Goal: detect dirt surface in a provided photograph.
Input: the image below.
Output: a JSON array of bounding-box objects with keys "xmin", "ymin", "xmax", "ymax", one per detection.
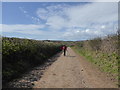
[
  {"xmin": 4, "ymin": 52, "xmax": 62, "ymax": 88},
  {"xmin": 34, "ymin": 47, "xmax": 118, "ymax": 88}
]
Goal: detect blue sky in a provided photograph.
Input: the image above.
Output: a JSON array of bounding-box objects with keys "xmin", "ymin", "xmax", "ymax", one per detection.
[
  {"xmin": 2, "ymin": 2, "xmax": 118, "ymax": 41},
  {"xmin": 2, "ymin": 2, "xmax": 88, "ymax": 24}
]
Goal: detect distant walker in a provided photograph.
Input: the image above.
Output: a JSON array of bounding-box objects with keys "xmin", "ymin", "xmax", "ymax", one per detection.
[{"xmin": 62, "ymin": 45, "xmax": 67, "ymax": 56}]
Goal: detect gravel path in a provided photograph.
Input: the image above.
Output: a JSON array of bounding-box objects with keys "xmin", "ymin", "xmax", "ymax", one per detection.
[
  {"xmin": 5, "ymin": 47, "xmax": 117, "ymax": 88},
  {"xmin": 5, "ymin": 52, "xmax": 62, "ymax": 88},
  {"xmin": 34, "ymin": 47, "xmax": 117, "ymax": 88}
]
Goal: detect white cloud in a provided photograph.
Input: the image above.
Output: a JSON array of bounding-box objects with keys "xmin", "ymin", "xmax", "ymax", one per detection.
[
  {"xmin": 19, "ymin": 7, "xmax": 41, "ymax": 24},
  {"xmin": 2, "ymin": 0, "xmax": 119, "ymax": 2},
  {"xmin": 62, "ymin": 28, "xmax": 106, "ymax": 40},
  {"xmin": 68, "ymin": 3, "xmax": 117, "ymax": 40},
  {"xmin": 2, "ymin": 24, "xmax": 65, "ymax": 40},
  {"xmin": 46, "ymin": 16, "xmax": 66, "ymax": 30},
  {"xmin": 36, "ymin": 3, "xmax": 117, "ymax": 28},
  {"xmin": 4, "ymin": 2, "xmax": 118, "ymax": 41},
  {"xmin": 36, "ymin": 8, "xmax": 48, "ymax": 20},
  {"xmin": 19, "ymin": 7, "xmax": 28, "ymax": 14},
  {"xmin": 36, "ymin": 4, "xmax": 68, "ymax": 21},
  {"xmin": 65, "ymin": 2, "xmax": 117, "ymax": 27},
  {"xmin": 2, "ymin": 24, "xmax": 45, "ymax": 35},
  {"xmin": 0, "ymin": 24, "xmax": 2, "ymax": 35},
  {"xmin": 101, "ymin": 25, "xmax": 106, "ymax": 29}
]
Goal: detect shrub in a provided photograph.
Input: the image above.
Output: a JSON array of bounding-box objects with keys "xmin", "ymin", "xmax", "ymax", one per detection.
[{"xmin": 2, "ymin": 37, "xmax": 61, "ymax": 84}]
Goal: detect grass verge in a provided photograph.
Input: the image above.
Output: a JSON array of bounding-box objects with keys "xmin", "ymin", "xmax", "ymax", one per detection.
[{"xmin": 71, "ymin": 46, "xmax": 118, "ymax": 85}]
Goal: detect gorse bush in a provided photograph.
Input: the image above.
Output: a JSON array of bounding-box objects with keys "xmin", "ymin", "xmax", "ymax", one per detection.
[{"xmin": 2, "ymin": 37, "xmax": 61, "ymax": 84}]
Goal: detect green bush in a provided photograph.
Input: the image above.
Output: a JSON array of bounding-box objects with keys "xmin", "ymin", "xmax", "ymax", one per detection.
[{"xmin": 2, "ymin": 37, "xmax": 61, "ymax": 84}]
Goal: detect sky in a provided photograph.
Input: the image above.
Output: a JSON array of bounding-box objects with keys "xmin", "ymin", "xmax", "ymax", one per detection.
[{"xmin": 1, "ymin": 2, "xmax": 118, "ymax": 41}]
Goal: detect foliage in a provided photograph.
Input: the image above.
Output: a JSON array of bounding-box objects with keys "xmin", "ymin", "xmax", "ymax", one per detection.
[
  {"xmin": 72, "ymin": 35, "xmax": 119, "ymax": 85},
  {"xmin": 88, "ymin": 37, "xmax": 102, "ymax": 51},
  {"xmin": 2, "ymin": 37, "xmax": 61, "ymax": 84}
]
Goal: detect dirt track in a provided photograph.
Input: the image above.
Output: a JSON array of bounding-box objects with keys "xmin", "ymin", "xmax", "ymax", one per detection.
[{"xmin": 34, "ymin": 47, "xmax": 117, "ymax": 88}]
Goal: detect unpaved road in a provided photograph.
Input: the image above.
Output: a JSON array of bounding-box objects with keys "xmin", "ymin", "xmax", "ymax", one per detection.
[{"xmin": 34, "ymin": 47, "xmax": 117, "ymax": 88}]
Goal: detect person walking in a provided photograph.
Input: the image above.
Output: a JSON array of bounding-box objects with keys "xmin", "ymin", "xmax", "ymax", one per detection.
[{"xmin": 62, "ymin": 45, "xmax": 67, "ymax": 56}]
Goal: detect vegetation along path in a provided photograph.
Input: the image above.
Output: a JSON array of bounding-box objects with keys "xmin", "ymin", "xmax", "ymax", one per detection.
[{"xmin": 34, "ymin": 47, "xmax": 117, "ymax": 88}]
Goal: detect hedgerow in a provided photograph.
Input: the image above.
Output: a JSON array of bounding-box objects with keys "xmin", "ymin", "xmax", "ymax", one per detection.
[{"xmin": 2, "ymin": 37, "xmax": 61, "ymax": 84}]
